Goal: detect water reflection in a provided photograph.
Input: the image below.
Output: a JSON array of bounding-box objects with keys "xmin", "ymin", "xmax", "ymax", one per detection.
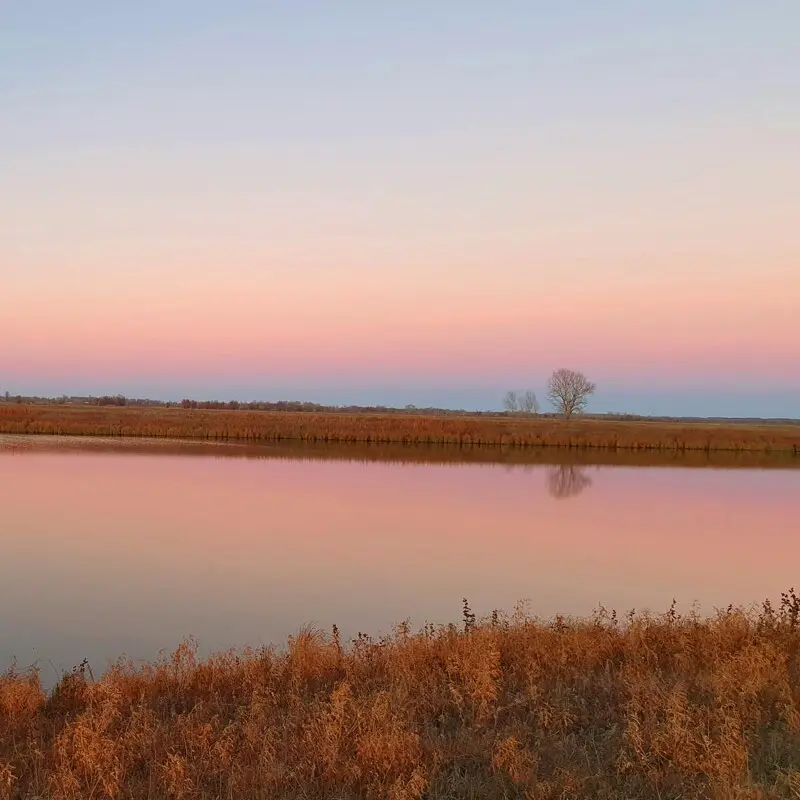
[
  {"xmin": 546, "ymin": 465, "xmax": 593, "ymax": 499},
  {"xmin": 0, "ymin": 437, "xmax": 799, "ymax": 680},
  {"xmin": 2, "ymin": 433, "xmax": 798, "ymax": 471}
]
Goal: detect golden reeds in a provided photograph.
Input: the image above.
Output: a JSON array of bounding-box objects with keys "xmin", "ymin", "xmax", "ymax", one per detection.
[
  {"xmin": 1, "ymin": 404, "xmax": 799, "ymax": 453},
  {"xmin": 3, "ymin": 595, "xmax": 800, "ymax": 798}
]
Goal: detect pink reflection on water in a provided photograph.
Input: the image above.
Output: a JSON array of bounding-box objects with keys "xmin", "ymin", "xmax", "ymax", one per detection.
[{"xmin": 0, "ymin": 446, "xmax": 798, "ymax": 677}]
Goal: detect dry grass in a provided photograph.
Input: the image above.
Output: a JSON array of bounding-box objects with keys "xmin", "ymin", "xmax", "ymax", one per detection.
[
  {"xmin": 4, "ymin": 595, "xmax": 800, "ymax": 799},
  {"xmin": 2, "ymin": 404, "xmax": 799, "ymax": 453}
]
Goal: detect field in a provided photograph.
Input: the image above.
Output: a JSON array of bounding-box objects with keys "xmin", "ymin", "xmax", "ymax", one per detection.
[
  {"xmin": 3, "ymin": 596, "xmax": 800, "ymax": 799},
  {"xmin": 1, "ymin": 403, "xmax": 799, "ymax": 453}
]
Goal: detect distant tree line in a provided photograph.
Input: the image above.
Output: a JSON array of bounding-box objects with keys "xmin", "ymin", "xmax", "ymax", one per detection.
[
  {"xmin": 179, "ymin": 399, "xmax": 331, "ymax": 411},
  {"xmin": 2, "ymin": 393, "xmax": 501, "ymax": 415},
  {"xmin": 8, "ymin": 377, "xmax": 795, "ymax": 424},
  {"xmin": 97, "ymin": 394, "xmax": 130, "ymax": 406},
  {"xmin": 177, "ymin": 399, "xmax": 509, "ymax": 415}
]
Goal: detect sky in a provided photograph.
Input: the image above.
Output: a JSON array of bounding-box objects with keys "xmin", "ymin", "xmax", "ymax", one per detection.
[{"xmin": 2, "ymin": 1, "xmax": 798, "ymax": 416}]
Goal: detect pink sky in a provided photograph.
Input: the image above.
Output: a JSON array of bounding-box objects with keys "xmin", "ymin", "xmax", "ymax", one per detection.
[
  {"xmin": 5, "ymin": 261, "xmax": 798, "ymax": 394},
  {"xmin": 2, "ymin": 3, "xmax": 799, "ymax": 415}
]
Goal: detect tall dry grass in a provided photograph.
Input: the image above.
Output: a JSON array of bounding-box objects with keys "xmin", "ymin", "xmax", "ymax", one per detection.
[
  {"xmin": 4, "ymin": 595, "xmax": 800, "ymax": 798},
  {"xmin": 2, "ymin": 404, "xmax": 799, "ymax": 453}
]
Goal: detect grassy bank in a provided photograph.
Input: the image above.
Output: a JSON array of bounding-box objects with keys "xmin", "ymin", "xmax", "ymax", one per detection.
[
  {"xmin": 3, "ymin": 597, "xmax": 800, "ymax": 799},
  {"xmin": 2, "ymin": 404, "xmax": 799, "ymax": 452}
]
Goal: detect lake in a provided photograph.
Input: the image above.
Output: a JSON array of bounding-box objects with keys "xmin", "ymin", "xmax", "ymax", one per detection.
[{"xmin": 1, "ymin": 435, "xmax": 798, "ymax": 680}]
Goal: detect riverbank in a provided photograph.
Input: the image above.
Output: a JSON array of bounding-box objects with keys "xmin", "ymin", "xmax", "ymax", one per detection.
[
  {"xmin": 1, "ymin": 404, "xmax": 799, "ymax": 452},
  {"xmin": 3, "ymin": 432, "xmax": 800, "ymax": 469},
  {"xmin": 3, "ymin": 597, "xmax": 800, "ymax": 799}
]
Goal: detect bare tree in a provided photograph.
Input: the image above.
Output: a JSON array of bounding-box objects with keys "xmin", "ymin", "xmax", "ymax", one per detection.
[
  {"xmin": 519, "ymin": 390, "xmax": 540, "ymax": 415},
  {"xmin": 503, "ymin": 390, "xmax": 519, "ymax": 413},
  {"xmin": 546, "ymin": 369, "xmax": 596, "ymax": 419}
]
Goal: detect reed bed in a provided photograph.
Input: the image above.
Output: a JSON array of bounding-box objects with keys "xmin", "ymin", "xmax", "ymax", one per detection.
[
  {"xmin": 2, "ymin": 404, "xmax": 799, "ymax": 453},
  {"xmin": 4, "ymin": 595, "xmax": 800, "ymax": 799}
]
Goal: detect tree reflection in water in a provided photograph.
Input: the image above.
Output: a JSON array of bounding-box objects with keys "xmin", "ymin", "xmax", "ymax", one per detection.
[{"xmin": 546, "ymin": 465, "xmax": 593, "ymax": 499}]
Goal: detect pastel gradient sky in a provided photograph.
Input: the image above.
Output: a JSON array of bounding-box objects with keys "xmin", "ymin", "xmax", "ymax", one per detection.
[{"xmin": 2, "ymin": 2, "xmax": 799, "ymax": 415}]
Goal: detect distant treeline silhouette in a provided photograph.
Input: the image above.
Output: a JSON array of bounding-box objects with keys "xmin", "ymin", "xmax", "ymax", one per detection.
[{"xmin": 2, "ymin": 393, "xmax": 797, "ymax": 425}]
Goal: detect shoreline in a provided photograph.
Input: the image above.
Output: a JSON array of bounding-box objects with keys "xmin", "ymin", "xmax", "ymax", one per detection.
[
  {"xmin": 2, "ymin": 431, "xmax": 800, "ymax": 469},
  {"xmin": 3, "ymin": 597, "xmax": 800, "ymax": 798}
]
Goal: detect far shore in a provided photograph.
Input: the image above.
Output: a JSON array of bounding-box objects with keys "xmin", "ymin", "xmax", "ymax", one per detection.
[
  {"xmin": 2, "ymin": 431, "xmax": 800, "ymax": 469},
  {"xmin": 1, "ymin": 402, "xmax": 799, "ymax": 453}
]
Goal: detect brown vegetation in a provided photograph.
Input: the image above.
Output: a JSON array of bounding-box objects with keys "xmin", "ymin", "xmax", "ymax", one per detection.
[
  {"xmin": 4, "ymin": 595, "xmax": 800, "ymax": 798},
  {"xmin": 1, "ymin": 403, "xmax": 799, "ymax": 453}
]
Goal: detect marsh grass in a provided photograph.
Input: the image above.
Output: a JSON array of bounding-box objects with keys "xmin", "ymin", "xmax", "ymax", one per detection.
[
  {"xmin": 4, "ymin": 594, "xmax": 800, "ymax": 798},
  {"xmin": 2, "ymin": 404, "xmax": 799, "ymax": 453}
]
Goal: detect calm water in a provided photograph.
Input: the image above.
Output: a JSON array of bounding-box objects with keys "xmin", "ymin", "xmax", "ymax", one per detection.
[{"xmin": 1, "ymin": 435, "xmax": 798, "ymax": 678}]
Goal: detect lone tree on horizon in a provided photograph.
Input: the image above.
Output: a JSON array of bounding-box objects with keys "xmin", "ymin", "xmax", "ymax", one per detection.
[{"xmin": 547, "ymin": 368, "xmax": 596, "ymax": 419}]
